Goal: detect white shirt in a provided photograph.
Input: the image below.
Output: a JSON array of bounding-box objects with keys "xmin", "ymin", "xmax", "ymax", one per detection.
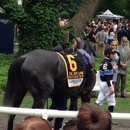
[{"xmin": 108, "ymin": 32, "xmax": 115, "ymax": 39}]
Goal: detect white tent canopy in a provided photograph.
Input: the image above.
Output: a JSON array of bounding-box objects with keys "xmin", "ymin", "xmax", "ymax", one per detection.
[{"xmin": 96, "ymin": 9, "xmax": 123, "ymax": 19}]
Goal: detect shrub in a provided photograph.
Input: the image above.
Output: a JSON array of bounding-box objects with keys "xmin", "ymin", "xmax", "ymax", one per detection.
[{"xmin": 0, "ymin": 53, "xmax": 16, "ymax": 93}]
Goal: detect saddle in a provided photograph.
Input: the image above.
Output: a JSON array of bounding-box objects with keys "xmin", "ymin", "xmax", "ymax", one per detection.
[{"xmin": 57, "ymin": 50, "xmax": 91, "ymax": 88}]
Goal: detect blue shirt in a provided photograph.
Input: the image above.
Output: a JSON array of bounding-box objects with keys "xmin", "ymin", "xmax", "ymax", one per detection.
[
  {"xmin": 78, "ymin": 49, "xmax": 92, "ymax": 64},
  {"xmin": 121, "ymin": 46, "xmax": 125, "ymax": 57}
]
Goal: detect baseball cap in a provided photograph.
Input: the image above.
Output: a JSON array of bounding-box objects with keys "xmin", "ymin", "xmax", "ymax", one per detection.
[{"xmin": 53, "ymin": 45, "xmax": 63, "ymax": 52}]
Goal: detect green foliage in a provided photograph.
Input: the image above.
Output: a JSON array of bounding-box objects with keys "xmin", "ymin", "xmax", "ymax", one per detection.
[
  {"xmin": 62, "ymin": 24, "xmax": 76, "ymax": 48},
  {"xmin": 96, "ymin": 0, "xmax": 130, "ymax": 19},
  {"xmin": 0, "ymin": 96, "xmax": 130, "ymax": 113},
  {"xmin": 0, "ymin": 54, "xmax": 16, "ymax": 93},
  {"xmin": 95, "ymin": 56, "xmax": 104, "ymax": 70},
  {"xmin": 57, "ymin": 0, "xmax": 83, "ymax": 19},
  {"xmin": 3, "ymin": 0, "xmax": 67, "ymax": 55},
  {"xmin": 2, "ymin": 0, "xmax": 85, "ymax": 55}
]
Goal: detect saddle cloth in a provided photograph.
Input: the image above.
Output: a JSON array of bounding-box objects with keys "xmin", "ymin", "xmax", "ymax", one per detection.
[{"xmin": 57, "ymin": 52, "xmax": 84, "ymax": 88}]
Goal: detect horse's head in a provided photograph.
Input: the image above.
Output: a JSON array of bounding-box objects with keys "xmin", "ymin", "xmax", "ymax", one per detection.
[{"xmin": 75, "ymin": 37, "xmax": 97, "ymax": 66}]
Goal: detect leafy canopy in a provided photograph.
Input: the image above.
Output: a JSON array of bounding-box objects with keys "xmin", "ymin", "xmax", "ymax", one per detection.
[{"xmin": 3, "ymin": 0, "xmax": 82, "ymax": 54}]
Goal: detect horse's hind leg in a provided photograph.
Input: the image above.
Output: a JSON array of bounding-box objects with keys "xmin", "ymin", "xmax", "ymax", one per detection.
[
  {"xmin": 32, "ymin": 94, "xmax": 49, "ymax": 109},
  {"xmin": 69, "ymin": 96, "xmax": 78, "ymax": 111},
  {"xmin": 30, "ymin": 79, "xmax": 54, "ymax": 109}
]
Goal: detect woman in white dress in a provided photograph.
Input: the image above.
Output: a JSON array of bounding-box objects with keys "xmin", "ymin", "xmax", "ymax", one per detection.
[{"xmin": 107, "ymin": 28, "xmax": 115, "ymax": 46}]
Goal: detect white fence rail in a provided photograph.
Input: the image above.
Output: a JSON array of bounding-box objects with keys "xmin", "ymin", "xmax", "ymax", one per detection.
[
  {"xmin": 92, "ymin": 71, "xmax": 100, "ymax": 91},
  {"xmin": 0, "ymin": 106, "xmax": 130, "ymax": 120}
]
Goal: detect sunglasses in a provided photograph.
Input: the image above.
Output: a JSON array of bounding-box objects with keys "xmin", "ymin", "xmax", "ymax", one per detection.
[{"xmin": 112, "ymin": 45, "xmax": 117, "ymax": 46}]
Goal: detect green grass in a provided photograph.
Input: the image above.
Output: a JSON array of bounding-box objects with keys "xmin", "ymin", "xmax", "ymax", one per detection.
[
  {"xmin": 1, "ymin": 96, "xmax": 130, "ymax": 113},
  {"xmin": 0, "ymin": 53, "xmax": 17, "ymax": 93},
  {"xmin": 0, "ymin": 53, "xmax": 130, "ymax": 93}
]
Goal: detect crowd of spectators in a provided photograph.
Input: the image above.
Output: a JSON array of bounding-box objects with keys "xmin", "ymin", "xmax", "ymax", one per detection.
[{"xmin": 84, "ymin": 20, "xmax": 130, "ymax": 57}]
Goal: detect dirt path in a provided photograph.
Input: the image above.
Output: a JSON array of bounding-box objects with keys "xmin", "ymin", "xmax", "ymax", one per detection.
[{"xmin": 0, "ymin": 113, "xmax": 130, "ymax": 130}]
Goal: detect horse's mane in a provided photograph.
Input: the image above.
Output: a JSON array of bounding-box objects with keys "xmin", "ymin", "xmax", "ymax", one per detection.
[{"xmin": 78, "ymin": 39, "xmax": 96, "ymax": 57}]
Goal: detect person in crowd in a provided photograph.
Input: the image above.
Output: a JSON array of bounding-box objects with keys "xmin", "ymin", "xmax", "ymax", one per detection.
[
  {"xmin": 94, "ymin": 26, "xmax": 108, "ymax": 57},
  {"xmin": 107, "ymin": 28, "xmax": 115, "ymax": 47},
  {"xmin": 115, "ymin": 37, "xmax": 130, "ymax": 98},
  {"xmin": 110, "ymin": 41, "xmax": 120, "ymax": 89},
  {"xmin": 63, "ymin": 103, "xmax": 112, "ymax": 130},
  {"xmin": 65, "ymin": 38, "xmax": 93, "ymax": 65},
  {"xmin": 14, "ymin": 116, "xmax": 52, "ymax": 130},
  {"xmin": 117, "ymin": 25, "xmax": 130, "ymax": 46},
  {"xmin": 116, "ymin": 22, "xmax": 122, "ymax": 34},
  {"xmin": 113, "ymin": 21, "xmax": 117, "ymax": 33},
  {"xmin": 71, "ymin": 38, "xmax": 94, "ymax": 70},
  {"xmin": 59, "ymin": 18, "xmax": 65, "ymax": 26},
  {"xmin": 95, "ymin": 47, "xmax": 118, "ymax": 125},
  {"xmin": 85, "ymin": 27, "xmax": 92, "ymax": 40},
  {"xmin": 104, "ymin": 27, "xmax": 109, "ymax": 49},
  {"xmin": 126, "ymin": 24, "xmax": 130, "ymax": 47},
  {"xmin": 88, "ymin": 26, "xmax": 98, "ymax": 52}
]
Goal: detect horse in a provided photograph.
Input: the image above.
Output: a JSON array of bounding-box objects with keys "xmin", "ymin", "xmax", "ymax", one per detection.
[{"xmin": 3, "ymin": 39, "xmax": 96, "ymax": 130}]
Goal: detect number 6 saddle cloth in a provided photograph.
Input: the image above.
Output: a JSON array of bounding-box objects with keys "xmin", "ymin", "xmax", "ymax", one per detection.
[{"xmin": 57, "ymin": 52, "xmax": 85, "ymax": 88}]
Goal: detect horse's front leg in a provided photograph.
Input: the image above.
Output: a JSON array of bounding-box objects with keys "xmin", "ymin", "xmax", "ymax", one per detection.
[{"xmin": 69, "ymin": 96, "xmax": 78, "ymax": 111}]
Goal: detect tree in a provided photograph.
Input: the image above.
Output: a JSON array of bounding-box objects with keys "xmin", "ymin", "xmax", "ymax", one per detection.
[
  {"xmin": 1, "ymin": 0, "xmax": 101, "ymax": 54},
  {"xmin": 69, "ymin": 0, "xmax": 101, "ymax": 36},
  {"xmin": 96, "ymin": 0, "xmax": 130, "ymax": 19},
  {"xmin": 57, "ymin": 0, "xmax": 83, "ymax": 19}
]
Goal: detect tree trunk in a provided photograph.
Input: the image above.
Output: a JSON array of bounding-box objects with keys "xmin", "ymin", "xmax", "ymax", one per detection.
[{"xmin": 69, "ymin": 0, "xmax": 101, "ymax": 36}]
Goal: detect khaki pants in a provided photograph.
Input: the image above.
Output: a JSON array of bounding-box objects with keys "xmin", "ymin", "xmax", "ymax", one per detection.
[
  {"xmin": 97, "ymin": 43, "xmax": 105, "ymax": 57},
  {"xmin": 91, "ymin": 42, "xmax": 98, "ymax": 52}
]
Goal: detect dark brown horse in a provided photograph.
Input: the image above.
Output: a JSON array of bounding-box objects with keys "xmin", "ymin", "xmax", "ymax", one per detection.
[{"xmin": 3, "ymin": 39, "xmax": 96, "ymax": 130}]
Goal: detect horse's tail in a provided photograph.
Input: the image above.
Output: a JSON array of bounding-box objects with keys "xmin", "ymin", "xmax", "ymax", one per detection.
[{"xmin": 3, "ymin": 55, "xmax": 26, "ymax": 107}]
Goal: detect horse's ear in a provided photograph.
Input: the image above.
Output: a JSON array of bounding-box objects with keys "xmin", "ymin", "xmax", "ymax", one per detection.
[{"xmin": 75, "ymin": 37, "xmax": 80, "ymax": 49}]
